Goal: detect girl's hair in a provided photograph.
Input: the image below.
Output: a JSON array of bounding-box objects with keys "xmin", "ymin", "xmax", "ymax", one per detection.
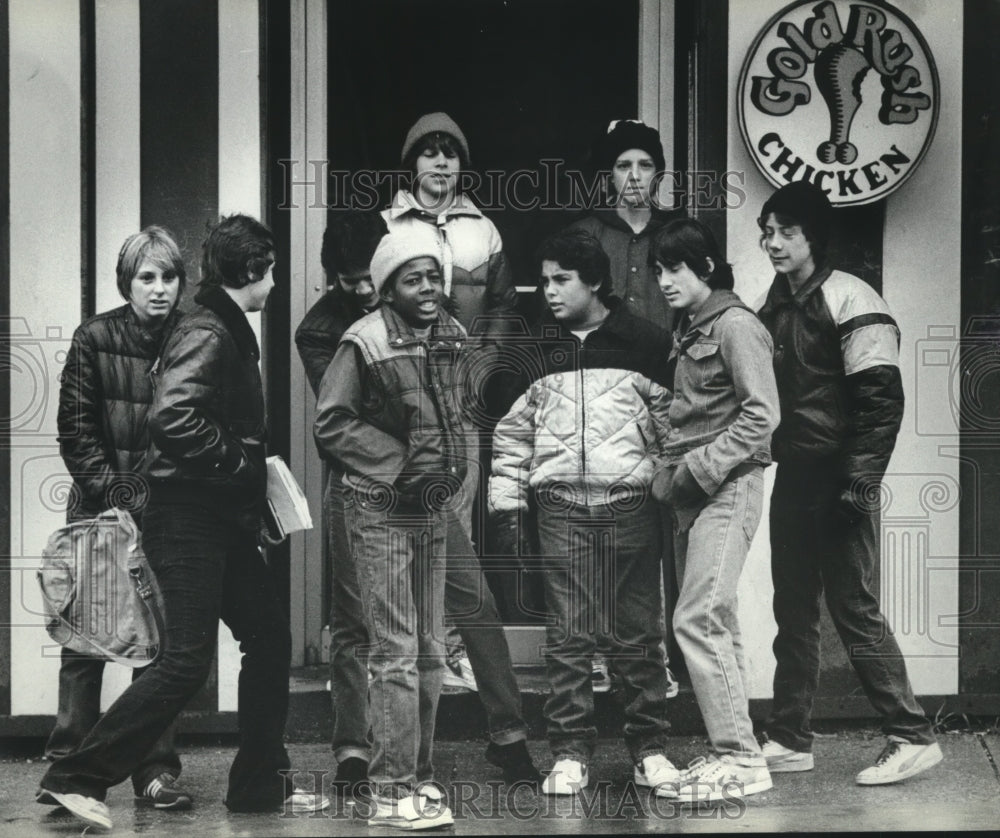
[
  {"xmin": 652, "ymin": 218, "xmax": 735, "ymax": 290},
  {"xmin": 115, "ymin": 226, "xmax": 187, "ymax": 300}
]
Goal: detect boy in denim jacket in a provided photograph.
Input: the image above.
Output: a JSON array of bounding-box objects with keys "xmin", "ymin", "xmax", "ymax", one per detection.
[{"xmin": 651, "ymin": 219, "xmax": 780, "ymax": 802}]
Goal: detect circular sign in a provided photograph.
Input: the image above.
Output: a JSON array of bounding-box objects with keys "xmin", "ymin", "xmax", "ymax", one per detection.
[{"xmin": 737, "ymin": 0, "xmax": 939, "ymax": 206}]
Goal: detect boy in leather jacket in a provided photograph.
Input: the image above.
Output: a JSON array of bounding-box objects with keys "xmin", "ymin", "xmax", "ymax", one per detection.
[
  {"xmin": 39, "ymin": 215, "xmax": 328, "ymax": 830},
  {"xmin": 756, "ymin": 181, "xmax": 942, "ymax": 785}
]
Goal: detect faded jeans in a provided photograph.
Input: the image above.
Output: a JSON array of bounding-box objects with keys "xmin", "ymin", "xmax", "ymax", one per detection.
[
  {"xmin": 765, "ymin": 460, "xmax": 936, "ymax": 752},
  {"xmin": 672, "ymin": 466, "xmax": 765, "ymax": 765},
  {"xmin": 536, "ymin": 494, "xmax": 670, "ymax": 763},
  {"xmin": 328, "ymin": 474, "xmax": 528, "ymax": 766},
  {"xmin": 325, "ymin": 474, "xmax": 372, "ymax": 763},
  {"xmin": 344, "ymin": 490, "xmax": 448, "ymax": 797}
]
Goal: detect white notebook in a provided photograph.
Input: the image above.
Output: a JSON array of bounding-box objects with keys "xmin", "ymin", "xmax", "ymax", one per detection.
[{"xmin": 265, "ymin": 455, "xmax": 313, "ymax": 539}]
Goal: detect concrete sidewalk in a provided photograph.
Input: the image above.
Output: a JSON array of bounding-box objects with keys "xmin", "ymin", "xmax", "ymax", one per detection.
[{"xmin": 2, "ymin": 729, "xmax": 998, "ymax": 836}]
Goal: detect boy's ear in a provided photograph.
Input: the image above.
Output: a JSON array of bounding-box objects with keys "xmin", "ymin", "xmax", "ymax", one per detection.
[{"xmin": 703, "ymin": 257, "xmax": 715, "ymax": 279}]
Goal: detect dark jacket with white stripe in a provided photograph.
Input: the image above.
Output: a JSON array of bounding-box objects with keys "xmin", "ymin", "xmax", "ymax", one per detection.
[{"xmin": 757, "ymin": 266, "xmax": 903, "ymax": 492}]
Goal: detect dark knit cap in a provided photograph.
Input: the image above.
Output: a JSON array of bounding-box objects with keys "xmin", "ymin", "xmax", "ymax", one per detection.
[
  {"xmin": 595, "ymin": 119, "xmax": 666, "ymax": 173},
  {"xmin": 759, "ymin": 181, "xmax": 833, "ymax": 240},
  {"xmin": 400, "ymin": 112, "xmax": 470, "ymax": 165}
]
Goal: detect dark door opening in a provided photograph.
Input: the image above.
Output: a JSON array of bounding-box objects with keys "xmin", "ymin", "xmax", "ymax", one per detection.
[{"xmin": 326, "ymin": 0, "xmax": 640, "ymax": 624}]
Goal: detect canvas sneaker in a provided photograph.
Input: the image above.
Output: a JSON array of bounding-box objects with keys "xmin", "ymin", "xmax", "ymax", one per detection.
[
  {"xmin": 46, "ymin": 791, "xmax": 112, "ymax": 831},
  {"xmin": 634, "ymin": 753, "xmax": 680, "ymax": 798},
  {"xmin": 541, "ymin": 757, "xmax": 589, "ymax": 795},
  {"xmin": 137, "ymin": 773, "xmax": 192, "ymax": 810},
  {"xmin": 591, "ymin": 657, "xmax": 612, "ymax": 693},
  {"xmin": 677, "ymin": 755, "xmax": 773, "ymax": 803},
  {"xmin": 855, "ymin": 738, "xmax": 943, "ymax": 785},
  {"xmin": 368, "ymin": 789, "xmax": 453, "ymax": 830},
  {"xmin": 761, "ymin": 738, "xmax": 815, "ymax": 772},
  {"xmin": 442, "ymin": 655, "xmax": 478, "ymax": 692},
  {"xmin": 286, "ymin": 788, "xmax": 331, "ymax": 813}
]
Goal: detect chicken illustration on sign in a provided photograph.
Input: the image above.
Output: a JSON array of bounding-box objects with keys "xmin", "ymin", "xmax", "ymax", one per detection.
[{"xmin": 738, "ymin": 0, "xmax": 939, "ymax": 205}]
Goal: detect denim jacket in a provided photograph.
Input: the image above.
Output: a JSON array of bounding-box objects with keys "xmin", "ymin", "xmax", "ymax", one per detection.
[{"xmin": 661, "ymin": 289, "xmax": 780, "ymax": 495}]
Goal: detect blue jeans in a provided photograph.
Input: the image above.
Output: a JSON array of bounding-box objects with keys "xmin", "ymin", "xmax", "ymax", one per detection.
[
  {"xmin": 766, "ymin": 461, "xmax": 936, "ymax": 752},
  {"xmin": 345, "ymin": 491, "xmax": 448, "ymax": 798},
  {"xmin": 536, "ymin": 495, "xmax": 670, "ymax": 763},
  {"xmin": 673, "ymin": 466, "xmax": 765, "ymax": 765},
  {"xmin": 328, "ymin": 473, "xmax": 528, "ymax": 765},
  {"xmin": 325, "ymin": 475, "xmax": 372, "ymax": 764},
  {"xmin": 40, "ymin": 501, "xmax": 293, "ymax": 809},
  {"xmin": 45, "ymin": 648, "xmax": 181, "ymax": 793}
]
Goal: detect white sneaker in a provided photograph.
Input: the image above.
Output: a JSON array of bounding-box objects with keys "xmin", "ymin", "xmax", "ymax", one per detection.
[
  {"xmin": 368, "ymin": 793, "xmax": 454, "ymax": 829},
  {"xmin": 591, "ymin": 657, "xmax": 611, "ymax": 693},
  {"xmin": 677, "ymin": 755, "xmax": 772, "ymax": 803},
  {"xmin": 761, "ymin": 738, "xmax": 814, "ymax": 772},
  {"xmin": 47, "ymin": 792, "xmax": 112, "ymax": 831},
  {"xmin": 634, "ymin": 753, "xmax": 680, "ymax": 798},
  {"xmin": 664, "ymin": 666, "xmax": 679, "ymax": 699},
  {"xmin": 442, "ymin": 655, "xmax": 478, "ymax": 692},
  {"xmin": 855, "ymin": 738, "xmax": 943, "ymax": 785},
  {"xmin": 541, "ymin": 757, "xmax": 589, "ymax": 795},
  {"xmin": 286, "ymin": 789, "xmax": 331, "ymax": 813}
]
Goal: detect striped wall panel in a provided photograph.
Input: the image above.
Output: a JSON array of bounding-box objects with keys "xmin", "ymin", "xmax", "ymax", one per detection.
[
  {"xmin": 1, "ymin": 0, "xmax": 11, "ymax": 718},
  {"xmin": 4, "ymin": 0, "xmax": 261, "ymax": 722}
]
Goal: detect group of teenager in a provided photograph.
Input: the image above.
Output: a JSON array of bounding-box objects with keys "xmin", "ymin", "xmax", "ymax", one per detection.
[{"xmin": 36, "ymin": 112, "xmax": 942, "ymax": 832}]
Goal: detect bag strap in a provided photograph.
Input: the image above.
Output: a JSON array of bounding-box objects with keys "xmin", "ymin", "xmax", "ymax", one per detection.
[{"xmin": 128, "ymin": 563, "xmax": 165, "ymax": 664}]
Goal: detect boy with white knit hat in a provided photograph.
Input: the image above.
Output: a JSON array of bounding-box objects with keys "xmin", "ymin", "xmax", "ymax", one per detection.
[{"xmin": 314, "ymin": 227, "xmax": 469, "ymax": 828}]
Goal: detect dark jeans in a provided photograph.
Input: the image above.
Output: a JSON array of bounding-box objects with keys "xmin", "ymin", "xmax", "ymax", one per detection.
[
  {"xmin": 536, "ymin": 496, "xmax": 670, "ymax": 762},
  {"xmin": 45, "ymin": 648, "xmax": 181, "ymax": 793},
  {"xmin": 765, "ymin": 462, "xmax": 936, "ymax": 752},
  {"xmin": 41, "ymin": 501, "xmax": 293, "ymax": 809},
  {"xmin": 442, "ymin": 509, "xmax": 528, "ymax": 745}
]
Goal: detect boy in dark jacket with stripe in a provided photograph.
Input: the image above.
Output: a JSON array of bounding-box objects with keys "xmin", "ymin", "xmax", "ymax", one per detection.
[{"xmin": 756, "ymin": 181, "xmax": 942, "ymax": 785}]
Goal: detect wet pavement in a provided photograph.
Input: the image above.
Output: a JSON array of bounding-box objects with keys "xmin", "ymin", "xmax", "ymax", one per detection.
[{"xmin": 2, "ymin": 729, "xmax": 998, "ymax": 836}]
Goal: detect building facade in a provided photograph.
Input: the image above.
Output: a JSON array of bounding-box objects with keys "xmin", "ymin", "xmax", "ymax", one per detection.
[{"xmin": 2, "ymin": 0, "xmax": 998, "ymax": 734}]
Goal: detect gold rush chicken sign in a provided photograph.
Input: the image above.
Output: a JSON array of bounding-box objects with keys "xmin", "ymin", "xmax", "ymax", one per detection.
[{"xmin": 738, "ymin": 0, "xmax": 939, "ymax": 205}]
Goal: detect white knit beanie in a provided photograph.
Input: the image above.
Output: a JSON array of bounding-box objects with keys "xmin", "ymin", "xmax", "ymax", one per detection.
[{"xmin": 369, "ymin": 228, "xmax": 442, "ymax": 295}]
